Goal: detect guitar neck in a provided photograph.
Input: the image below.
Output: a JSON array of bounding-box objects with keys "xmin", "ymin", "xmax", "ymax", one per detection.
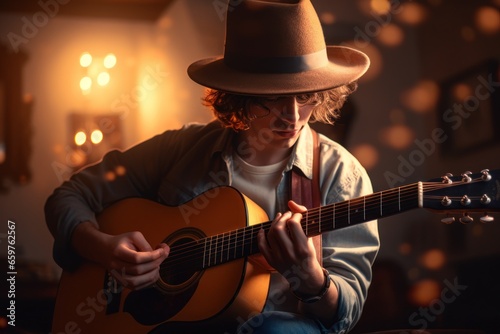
[{"xmin": 177, "ymin": 183, "xmax": 422, "ymax": 271}]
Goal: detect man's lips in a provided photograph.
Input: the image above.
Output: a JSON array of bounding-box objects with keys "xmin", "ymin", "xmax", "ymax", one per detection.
[{"xmin": 273, "ymin": 129, "xmax": 301, "ymax": 138}]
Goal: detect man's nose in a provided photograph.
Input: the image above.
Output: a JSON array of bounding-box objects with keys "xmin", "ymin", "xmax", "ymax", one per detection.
[{"xmin": 276, "ymin": 97, "xmax": 300, "ymax": 123}]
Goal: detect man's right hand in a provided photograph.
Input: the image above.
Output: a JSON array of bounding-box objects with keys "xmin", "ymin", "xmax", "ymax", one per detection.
[{"xmin": 72, "ymin": 221, "xmax": 170, "ymax": 290}]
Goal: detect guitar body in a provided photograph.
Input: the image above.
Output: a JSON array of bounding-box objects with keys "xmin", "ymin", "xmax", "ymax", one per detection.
[{"xmin": 52, "ymin": 186, "xmax": 271, "ymax": 333}]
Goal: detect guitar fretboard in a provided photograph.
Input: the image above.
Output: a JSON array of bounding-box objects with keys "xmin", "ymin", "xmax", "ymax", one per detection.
[{"xmin": 165, "ymin": 182, "xmax": 422, "ymax": 273}]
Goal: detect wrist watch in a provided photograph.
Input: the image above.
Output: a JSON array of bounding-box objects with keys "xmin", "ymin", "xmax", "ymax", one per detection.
[{"xmin": 290, "ymin": 268, "xmax": 332, "ymax": 303}]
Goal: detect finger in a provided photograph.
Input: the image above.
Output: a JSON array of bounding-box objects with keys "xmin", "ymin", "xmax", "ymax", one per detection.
[
  {"xmin": 286, "ymin": 212, "xmax": 308, "ymax": 244},
  {"xmin": 257, "ymin": 228, "xmax": 272, "ymax": 261},
  {"xmin": 267, "ymin": 211, "xmax": 295, "ymax": 255},
  {"xmin": 288, "ymin": 200, "xmax": 308, "ymax": 213},
  {"xmin": 112, "ymin": 265, "xmax": 161, "ymax": 290}
]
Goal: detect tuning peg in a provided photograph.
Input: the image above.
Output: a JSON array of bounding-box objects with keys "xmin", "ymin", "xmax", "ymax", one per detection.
[
  {"xmin": 480, "ymin": 194, "xmax": 491, "ymax": 205},
  {"xmin": 461, "ymin": 171, "xmax": 472, "ymax": 183},
  {"xmin": 480, "ymin": 214, "xmax": 494, "ymax": 223},
  {"xmin": 441, "ymin": 216, "xmax": 455, "ymax": 224},
  {"xmin": 442, "ymin": 173, "xmax": 453, "ymax": 184},
  {"xmin": 460, "ymin": 195, "xmax": 471, "ymax": 206},
  {"xmin": 441, "ymin": 196, "xmax": 452, "ymax": 207},
  {"xmin": 459, "ymin": 213, "xmax": 473, "ymax": 224},
  {"xmin": 481, "ymin": 169, "xmax": 492, "ymax": 181}
]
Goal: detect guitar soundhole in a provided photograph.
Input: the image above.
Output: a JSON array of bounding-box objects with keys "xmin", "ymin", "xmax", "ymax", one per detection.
[{"xmin": 156, "ymin": 228, "xmax": 205, "ymax": 294}]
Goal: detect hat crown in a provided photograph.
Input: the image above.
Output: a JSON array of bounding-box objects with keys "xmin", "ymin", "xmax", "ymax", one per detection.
[{"xmin": 224, "ymin": 0, "xmax": 328, "ymax": 73}]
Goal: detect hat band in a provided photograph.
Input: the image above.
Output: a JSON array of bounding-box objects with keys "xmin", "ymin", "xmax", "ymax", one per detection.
[{"xmin": 224, "ymin": 49, "xmax": 329, "ymax": 74}]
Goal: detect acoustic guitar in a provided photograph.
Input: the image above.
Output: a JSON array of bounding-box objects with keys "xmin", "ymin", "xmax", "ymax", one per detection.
[{"xmin": 52, "ymin": 169, "xmax": 500, "ymax": 333}]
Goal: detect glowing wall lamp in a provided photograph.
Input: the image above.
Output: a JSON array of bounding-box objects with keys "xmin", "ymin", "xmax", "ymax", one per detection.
[{"xmin": 79, "ymin": 52, "xmax": 116, "ymax": 95}]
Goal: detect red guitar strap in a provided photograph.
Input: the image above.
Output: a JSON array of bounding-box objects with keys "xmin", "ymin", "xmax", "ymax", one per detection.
[{"xmin": 290, "ymin": 129, "xmax": 323, "ymax": 266}]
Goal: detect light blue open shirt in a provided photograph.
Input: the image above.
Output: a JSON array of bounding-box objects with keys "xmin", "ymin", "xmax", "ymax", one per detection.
[{"xmin": 45, "ymin": 121, "xmax": 379, "ymax": 333}]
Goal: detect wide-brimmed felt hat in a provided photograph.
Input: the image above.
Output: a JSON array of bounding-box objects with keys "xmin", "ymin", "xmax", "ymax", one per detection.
[{"xmin": 187, "ymin": 0, "xmax": 370, "ymax": 96}]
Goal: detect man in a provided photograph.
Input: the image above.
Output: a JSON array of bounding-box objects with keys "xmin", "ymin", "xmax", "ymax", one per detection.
[{"xmin": 46, "ymin": 0, "xmax": 379, "ymax": 333}]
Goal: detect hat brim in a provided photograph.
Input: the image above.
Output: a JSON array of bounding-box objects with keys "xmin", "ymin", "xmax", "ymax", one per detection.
[{"xmin": 187, "ymin": 46, "xmax": 370, "ymax": 96}]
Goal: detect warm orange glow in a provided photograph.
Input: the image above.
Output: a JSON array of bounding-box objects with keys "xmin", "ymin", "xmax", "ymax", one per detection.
[
  {"xmin": 351, "ymin": 144, "xmax": 379, "ymax": 170},
  {"xmin": 475, "ymin": 6, "xmax": 500, "ymax": 34},
  {"xmin": 401, "ymin": 80, "xmax": 440, "ymax": 114},
  {"xmin": 420, "ymin": 248, "xmax": 446, "ymax": 270},
  {"xmin": 408, "ymin": 279, "xmax": 441, "ymax": 306},
  {"xmin": 319, "ymin": 11, "xmax": 336, "ymax": 25},
  {"xmin": 90, "ymin": 130, "xmax": 103, "ymax": 144},
  {"xmin": 370, "ymin": 0, "xmax": 391, "ymax": 15},
  {"xmin": 80, "ymin": 52, "xmax": 92, "ymax": 68},
  {"xmin": 397, "ymin": 2, "xmax": 427, "ymax": 26},
  {"xmin": 452, "ymin": 83, "xmax": 473, "ymax": 102},
  {"xmin": 115, "ymin": 165, "xmax": 126, "ymax": 176},
  {"xmin": 104, "ymin": 171, "xmax": 116, "ymax": 182},
  {"xmin": 74, "ymin": 131, "xmax": 87, "ymax": 146},
  {"xmin": 68, "ymin": 149, "xmax": 87, "ymax": 167},
  {"xmin": 380, "ymin": 124, "xmax": 415, "ymax": 150},
  {"xmin": 377, "ymin": 24, "xmax": 404, "ymax": 47},
  {"xmin": 103, "ymin": 53, "xmax": 117, "ymax": 69}
]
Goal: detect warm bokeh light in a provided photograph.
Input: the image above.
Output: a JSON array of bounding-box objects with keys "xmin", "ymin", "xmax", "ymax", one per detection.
[
  {"xmin": 80, "ymin": 52, "xmax": 92, "ymax": 68},
  {"xmin": 397, "ymin": 2, "xmax": 427, "ymax": 26},
  {"xmin": 370, "ymin": 0, "xmax": 391, "ymax": 15},
  {"xmin": 74, "ymin": 131, "xmax": 87, "ymax": 146},
  {"xmin": 115, "ymin": 165, "xmax": 127, "ymax": 176},
  {"xmin": 351, "ymin": 144, "xmax": 379, "ymax": 170},
  {"xmin": 104, "ymin": 171, "xmax": 116, "ymax": 182},
  {"xmin": 420, "ymin": 248, "xmax": 446, "ymax": 270},
  {"xmin": 452, "ymin": 83, "xmax": 473, "ymax": 102},
  {"xmin": 475, "ymin": 6, "xmax": 500, "ymax": 34},
  {"xmin": 380, "ymin": 124, "xmax": 415, "ymax": 150},
  {"xmin": 103, "ymin": 53, "xmax": 117, "ymax": 69},
  {"xmin": 97, "ymin": 71, "xmax": 110, "ymax": 86},
  {"xmin": 408, "ymin": 279, "xmax": 441, "ymax": 306},
  {"xmin": 80, "ymin": 76, "xmax": 92, "ymax": 92},
  {"xmin": 401, "ymin": 80, "xmax": 440, "ymax": 113},
  {"xmin": 319, "ymin": 11, "xmax": 335, "ymax": 25},
  {"xmin": 90, "ymin": 129, "xmax": 104, "ymax": 144},
  {"xmin": 377, "ymin": 23, "xmax": 405, "ymax": 47}
]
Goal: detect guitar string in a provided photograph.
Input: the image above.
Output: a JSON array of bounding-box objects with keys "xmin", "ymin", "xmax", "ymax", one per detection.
[
  {"xmin": 159, "ymin": 179, "xmax": 487, "ymax": 275},
  {"xmin": 158, "ymin": 178, "xmax": 486, "ymax": 276}
]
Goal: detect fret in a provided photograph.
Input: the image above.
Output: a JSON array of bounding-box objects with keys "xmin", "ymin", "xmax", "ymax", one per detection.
[
  {"xmin": 318, "ymin": 206, "xmax": 322, "ymax": 233},
  {"xmin": 332, "ymin": 203, "xmax": 335, "ymax": 230},
  {"xmin": 219, "ymin": 233, "xmax": 224, "ymax": 264},
  {"xmin": 347, "ymin": 200, "xmax": 351, "ymax": 226},
  {"xmin": 202, "ymin": 238, "xmax": 207, "ymax": 269},
  {"xmin": 380, "ymin": 192, "xmax": 383, "ymax": 216},
  {"xmin": 207, "ymin": 236, "xmax": 213, "ymax": 267},
  {"xmin": 305, "ymin": 211, "xmax": 309, "ymax": 235},
  {"xmin": 226, "ymin": 231, "xmax": 232, "ymax": 262},
  {"xmin": 363, "ymin": 196, "xmax": 366, "ymax": 221},
  {"xmin": 398, "ymin": 187, "xmax": 401, "ymax": 212}
]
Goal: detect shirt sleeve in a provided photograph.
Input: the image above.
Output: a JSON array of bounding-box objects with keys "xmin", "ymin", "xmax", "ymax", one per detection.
[
  {"xmin": 44, "ymin": 131, "xmax": 176, "ymax": 270},
  {"xmin": 320, "ymin": 149, "xmax": 380, "ymax": 333}
]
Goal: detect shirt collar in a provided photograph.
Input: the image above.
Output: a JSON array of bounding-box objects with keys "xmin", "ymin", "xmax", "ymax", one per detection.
[{"xmin": 288, "ymin": 123, "xmax": 314, "ymax": 179}]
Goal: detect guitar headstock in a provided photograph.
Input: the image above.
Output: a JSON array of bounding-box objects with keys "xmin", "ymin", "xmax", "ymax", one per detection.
[{"xmin": 422, "ymin": 169, "xmax": 500, "ymax": 224}]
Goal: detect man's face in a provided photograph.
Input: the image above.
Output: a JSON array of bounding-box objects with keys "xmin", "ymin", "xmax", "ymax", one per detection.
[{"xmin": 243, "ymin": 95, "xmax": 317, "ymax": 150}]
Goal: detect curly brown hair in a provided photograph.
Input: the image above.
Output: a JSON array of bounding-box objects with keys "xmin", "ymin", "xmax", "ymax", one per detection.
[{"xmin": 202, "ymin": 83, "xmax": 358, "ymax": 131}]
